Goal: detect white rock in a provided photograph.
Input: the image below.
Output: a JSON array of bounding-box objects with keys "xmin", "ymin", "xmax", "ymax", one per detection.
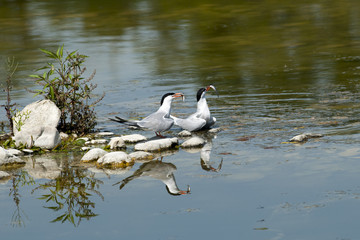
[
  {"xmin": 129, "ymin": 151, "xmax": 154, "ymax": 161},
  {"xmin": 0, "ymin": 171, "xmax": 11, "ymax": 179},
  {"xmin": 178, "ymin": 130, "xmax": 192, "ymax": 137},
  {"xmin": 95, "ymin": 132, "xmax": 114, "ymax": 137},
  {"xmin": 6, "ymin": 148, "xmax": 24, "ymax": 156},
  {"xmin": 22, "ymin": 149, "xmax": 34, "ymax": 154},
  {"xmin": 121, "ymin": 134, "xmax": 147, "ymax": 143},
  {"xmin": 33, "ymin": 126, "xmax": 61, "ymax": 149},
  {"xmin": 108, "ymin": 137, "xmax": 126, "ymax": 149},
  {"xmin": 181, "ymin": 136, "xmax": 205, "ymax": 148},
  {"xmin": 0, "ymin": 147, "xmax": 26, "ymax": 167},
  {"xmin": 289, "ymin": 133, "xmax": 324, "ymax": 142},
  {"xmin": 0, "ymin": 147, "xmax": 7, "ymax": 161},
  {"xmin": 97, "ymin": 152, "xmax": 131, "ymax": 168},
  {"xmin": 13, "ymin": 100, "xmax": 61, "ymax": 149},
  {"xmin": 81, "ymin": 148, "xmax": 108, "ymax": 162},
  {"xmin": 85, "ymin": 139, "xmax": 108, "ymax": 145},
  {"xmin": 81, "ymin": 147, "xmax": 93, "ymax": 151},
  {"xmin": 134, "ymin": 137, "xmax": 178, "ymax": 152},
  {"xmin": 13, "ymin": 100, "xmax": 61, "ymax": 135},
  {"xmin": 60, "ymin": 132, "xmax": 69, "ymax": 140},
  {"xmin": 208, "ymin": 127, "xmax": 222, "ymax": 133}
]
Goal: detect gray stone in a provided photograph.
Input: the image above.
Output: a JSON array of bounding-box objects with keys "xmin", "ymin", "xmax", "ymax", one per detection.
[
  {"xmin": 108, "ymin": 137, "xmax": 126, "ymax": 149},
  {"xmin": 81, "ymin": 148, "xmax": 108, "ymax": 162},
  {"xmin": 134, "ymin": 138, "xmax": 178, "ymax": 152}
]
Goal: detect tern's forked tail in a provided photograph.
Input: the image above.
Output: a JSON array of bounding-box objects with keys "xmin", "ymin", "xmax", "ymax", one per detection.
[{"xmin": 109, "ymin": 116, "xmax": 140, "ymax": 128}]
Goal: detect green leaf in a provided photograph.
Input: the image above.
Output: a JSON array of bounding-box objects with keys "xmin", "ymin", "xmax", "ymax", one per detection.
[
  {"xmin": 29, "ymin": 74, "xmax": 41, "ymax": 79},
  {"xmin": 50, "ymin": 214, "xmax": 66, "ymax": 223},
  {"xmin": 40, "ymin": 48, "xmax": 58, "ymax": 59}
]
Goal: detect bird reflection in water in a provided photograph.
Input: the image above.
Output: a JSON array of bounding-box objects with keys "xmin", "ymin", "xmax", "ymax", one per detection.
[
  {"xmin": 113, "ymin": 159, "xmax": 190, "ymax": 196},
  {"xmin": 200, "ymin": 140, "xmax": 223, "ymax": 172}
]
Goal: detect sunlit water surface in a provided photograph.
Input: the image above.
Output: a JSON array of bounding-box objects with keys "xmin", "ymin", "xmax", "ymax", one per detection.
[{"xmin": 1, "ymin": 1, "xmax": 360, "ymax": 239}]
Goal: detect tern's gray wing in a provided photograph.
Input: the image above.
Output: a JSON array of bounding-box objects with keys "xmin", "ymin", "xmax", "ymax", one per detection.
[
  {"xmin": 172, "ymin": 114, "xmax": 206, "ymax": 132},
  {"xmin": 138, "ymin": 111, "xmax": 174, "ymax": 132}
]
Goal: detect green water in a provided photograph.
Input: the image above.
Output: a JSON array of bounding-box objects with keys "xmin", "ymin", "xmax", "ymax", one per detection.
[{"xmin": 1, "ymin": 0, "xmax": 360, "ymax": 239}]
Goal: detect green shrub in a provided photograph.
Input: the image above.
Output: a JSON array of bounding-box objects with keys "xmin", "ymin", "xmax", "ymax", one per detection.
[{"xmin": 30, "ymin": 45, "xmax": 104, "ymax": 135}]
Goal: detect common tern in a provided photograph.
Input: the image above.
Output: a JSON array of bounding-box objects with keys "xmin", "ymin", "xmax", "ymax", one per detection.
[
  {"xmin": 171, "ymin": 85, "xmax": 218, "ymax": 131},
  {"xmin": 110, "ymin": 92, "xmax": 184, "ymax": 137}
]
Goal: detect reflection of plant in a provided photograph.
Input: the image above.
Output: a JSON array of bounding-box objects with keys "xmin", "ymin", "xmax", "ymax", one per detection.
[
  {"xmin": 29, "ymin": 45, "xmax": 105, "ymax": 135},
  {"xmin": 32, "ymin": 162, "xmax": 104, "ymax": 226},
  {"xmin": 9, "ymin": 170, "xmax": 35, "ymax": 227},
  {"xmin": 1, "ymin": 57, "xmax": 18, "ymax": 135}
]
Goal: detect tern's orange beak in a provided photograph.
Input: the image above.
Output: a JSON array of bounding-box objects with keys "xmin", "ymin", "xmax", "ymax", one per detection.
[
  {"xmin": 173, "ymin": 92, "xmax": 185, "ymax": 102},
  {"xmin": 206, "ymin": 84, "xmax": 219, "ymax": 97}
]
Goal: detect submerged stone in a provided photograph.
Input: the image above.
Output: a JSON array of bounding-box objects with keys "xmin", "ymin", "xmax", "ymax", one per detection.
[
  {"xmin": 134, "ymin": 137, "xmax": 178, "ymax": 152},
  {"xmin": 129, "ymin": 151, "xmax": 154, "ymax": 161}
]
